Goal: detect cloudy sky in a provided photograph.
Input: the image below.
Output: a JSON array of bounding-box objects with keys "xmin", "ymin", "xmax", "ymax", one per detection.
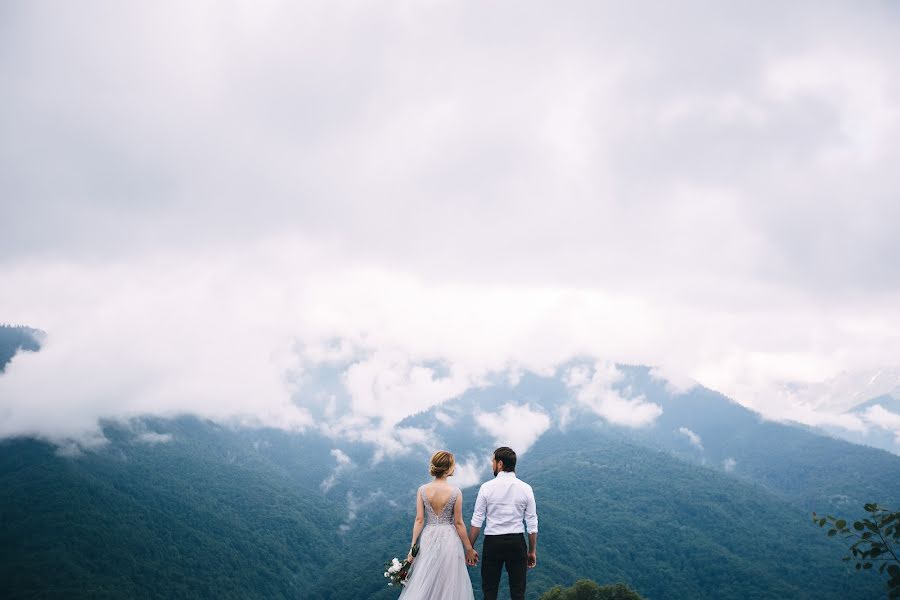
[{"xmin": 2, "ymin": 1, "xmax": 900, "ymax": 447}]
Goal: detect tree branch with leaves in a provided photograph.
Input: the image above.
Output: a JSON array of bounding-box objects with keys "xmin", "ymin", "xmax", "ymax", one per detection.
[{"xmin": 813, "ymin": 503, "xmax": 900, "ymax": 598}]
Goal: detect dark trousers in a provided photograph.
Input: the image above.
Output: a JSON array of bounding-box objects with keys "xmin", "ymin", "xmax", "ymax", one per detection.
[{"xmin": 481, "ymin": 533, "xmax": 527, "ymax": 600}]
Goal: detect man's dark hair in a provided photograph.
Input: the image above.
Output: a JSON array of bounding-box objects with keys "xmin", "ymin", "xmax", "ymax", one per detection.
[{"xmin": 493, "ymin": 447, "xmax": 517, "ymax": 472}]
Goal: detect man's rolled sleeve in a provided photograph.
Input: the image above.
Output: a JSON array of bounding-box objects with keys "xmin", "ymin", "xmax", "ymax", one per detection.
[
  {"xmin": 524, "ymin": 486, "xmax": 538, "ymax": 534},
  {"xmin": 471, "ymin": 484, "xmax": 487, "ymax": 528}
]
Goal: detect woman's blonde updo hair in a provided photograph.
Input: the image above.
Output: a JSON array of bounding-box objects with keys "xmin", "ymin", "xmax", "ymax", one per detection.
[{"xmin": 429, "ymin": 450, "xmax": 455, "ymax": 478}]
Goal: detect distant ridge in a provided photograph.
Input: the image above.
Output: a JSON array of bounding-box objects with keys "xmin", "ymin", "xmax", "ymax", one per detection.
[
  {"xmin": 850, "ymin": 394, "xmax": 900, "ymax": 414},
  {"xmin": 0, "ymin": 324, "xmax": 43, "ymax": 372}
]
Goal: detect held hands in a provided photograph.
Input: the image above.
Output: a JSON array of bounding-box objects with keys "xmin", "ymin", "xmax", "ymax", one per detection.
[
  {"xmin": 407, "ymin": 551, "xmax": 415, "ymax": 564},
  {"xmin": 527, "ymin": 551, "xmax": 537, "ymax": 569},
  {"xmin": 465, "ymin": 547, "xmax": 479, "ymax": 566}
]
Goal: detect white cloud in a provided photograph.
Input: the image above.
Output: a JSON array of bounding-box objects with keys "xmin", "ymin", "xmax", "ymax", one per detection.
[
  {"xmin": 332, "ymin": 448, "xmax": 352, "ymax": 466},
  {"xmin": 557, "ymin": 404, "xmax": 574, "ymax": 431},
  {"xmin": 451, "ymin": 454, "xmax": 489, "ymax": 489},
  {"xmin": 859, "ymin": 405, "xmax": 900, "ymax": 445},
  {"xmin": 135, "ymin": 432, "xmax": 173, "ymax": 445},
  {"xmin": 340, "ymin": 350, "xmax": 470, "ymax": 427},
  {"xmin": 566, "ymin": 362, "xmax": 663, "ymax": 428},
  {"xmin": 434, "ymin": 411, "xmax": 456, "ymax": 427},
  {"xmin": 54, "ymin": 437, "xmax": 104, "ymax": 458},
  {"xmin": 2, "ymin": 2, "xmax": 900, "ymax": 448},
  {"xmin": 338, "ymin": 491, "xmax": 360, "ymax": 534},
  {"xmin": 677, "ymin": 427, "xmax": 704, "ymax": 450},
  {"xmin": 320, "ymin": 448, "xmax": 352, "ymax": 493},
  {"xmin": 723, "ymin": 457, "xmax": 737, "ymax": 473},
  {"xmin": 319, "ymin": 416, "xmax": 441, "ymax": 465},
  {"xmin": 776, "ymin": 368, "xmax": 900, "ymax": 414},
  {"xmin": 338, "ymin": 490, "xmax": 383, "ymax": 533},
  {"xmin": 650, "ymin": 366, "xmax": 698, "ymax": 395},
  {"xmin": 475, "ymin": 404, "xmax": 551, "ymax": 454},
  {"xmin": 563, "ymin": 365, "xmax": 593, "ymax": 388}
]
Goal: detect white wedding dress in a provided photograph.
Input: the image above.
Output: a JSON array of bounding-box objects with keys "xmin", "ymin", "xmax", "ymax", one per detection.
[{"xmin": 398, "ymin": 486, "xmax": 475, "ymax": 600}]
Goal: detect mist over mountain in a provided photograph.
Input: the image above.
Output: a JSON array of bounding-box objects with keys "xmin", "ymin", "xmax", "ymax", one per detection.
[
  {"xmin": 402, "ymin": 362, "xmax": 900, "ymax": 513},
  {"xmin": 781, "ymin": 368, "xmax": 900, "ymax": 414},
  {"xmin": 774, "ymin": 369, "xmax": 900, "ymax": 455},
  {"xmin": 814, "ymin": 394, "xmax": 900, "ymax": 456},
  {"xmin": 3, "ymin": 346, "xmax": 898, "ymax": 599}
]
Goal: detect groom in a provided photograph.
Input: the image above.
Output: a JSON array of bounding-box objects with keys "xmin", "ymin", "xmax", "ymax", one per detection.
[{"xmin": 468, "ymin": 447, "xmax": 538, "ymax": 600}]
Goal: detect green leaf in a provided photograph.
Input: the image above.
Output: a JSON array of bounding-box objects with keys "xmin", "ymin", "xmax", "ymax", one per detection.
[
  {"xmin": 819, "ymin": 518, "xmax": 827, "ymax": 527},
  {"xmin": 835, "ymin": 519, "xmax": 846, "ymax": 529},
  {"xmin": 853, "ymin": 521, "xmax": 864, "ymax": 531},
  {"xmin": 827, "ymin": 529, "xmax": 837, "ymax": 537},
  {"xmin": 888, "ymin": 565, "xmax": 900, "ymax": 578},
  {"xmin": 863, "ymin": 562, "xmax": 872, "ymax": 569}
]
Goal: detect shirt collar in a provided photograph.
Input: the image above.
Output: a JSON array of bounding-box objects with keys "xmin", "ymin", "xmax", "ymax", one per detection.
[{"xmin": 496, "ymin": 471, "xmax": 517, "ymax": 478}]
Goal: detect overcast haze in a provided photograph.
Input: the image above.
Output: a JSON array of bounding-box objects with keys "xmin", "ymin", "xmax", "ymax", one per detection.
[{"xmin": 2, "ymin": 1, "xmax": 900, "ymax": 449}]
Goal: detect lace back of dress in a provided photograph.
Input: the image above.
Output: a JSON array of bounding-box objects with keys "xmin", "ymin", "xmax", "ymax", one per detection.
[{"xmin": 421, "ymin": 487, "xmax": 458, "ymax": 526}]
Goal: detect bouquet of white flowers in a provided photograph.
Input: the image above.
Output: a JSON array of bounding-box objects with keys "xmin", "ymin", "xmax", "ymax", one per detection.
[{"xmin": 383, "ymin": 543, "xmax": 419, "ymax": 588}]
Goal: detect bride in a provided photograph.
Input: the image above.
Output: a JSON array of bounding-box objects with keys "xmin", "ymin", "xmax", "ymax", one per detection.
[{"xmin": 398, "ymin": 450, "xmax": 477, "ymax": 599}]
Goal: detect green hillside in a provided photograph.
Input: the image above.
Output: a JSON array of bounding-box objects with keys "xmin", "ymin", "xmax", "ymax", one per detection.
[
  {"xmin": 1, "ymin": 420, "xmax": 344, "ymax": 599},
  {"xmin": 305, "ymin": 426, "xmax": 888, "ymax": 599},
  {"xmin": 2, "ymin": 417, "xmax": 887, "ymax": 599}
]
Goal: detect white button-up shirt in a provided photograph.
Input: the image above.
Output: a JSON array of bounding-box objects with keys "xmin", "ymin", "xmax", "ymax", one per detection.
[{"xmin": 471, "ymin": 471, "xmax": 538, "ymax": 535}]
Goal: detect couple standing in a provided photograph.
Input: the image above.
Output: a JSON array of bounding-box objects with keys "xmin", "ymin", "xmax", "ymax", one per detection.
[{"xmin": 398, "ymin": 447, "xmax": 539, "ymax": 600}]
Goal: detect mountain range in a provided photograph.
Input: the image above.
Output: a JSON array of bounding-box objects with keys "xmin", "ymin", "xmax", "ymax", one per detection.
[{"xmin": 1, "ymin": 327, "xmax": 898, "ymax": 598}]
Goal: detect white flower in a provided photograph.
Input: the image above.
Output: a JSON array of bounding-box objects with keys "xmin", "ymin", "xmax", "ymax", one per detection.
[{"xmin": 384, "ymin": 572, "xmax": 389, "ymax": 577}]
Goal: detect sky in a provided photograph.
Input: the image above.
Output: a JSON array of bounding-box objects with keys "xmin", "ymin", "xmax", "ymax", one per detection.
[{"xmin": 2, "ymin": 1, "xmax": 900, "ymax": 450}]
